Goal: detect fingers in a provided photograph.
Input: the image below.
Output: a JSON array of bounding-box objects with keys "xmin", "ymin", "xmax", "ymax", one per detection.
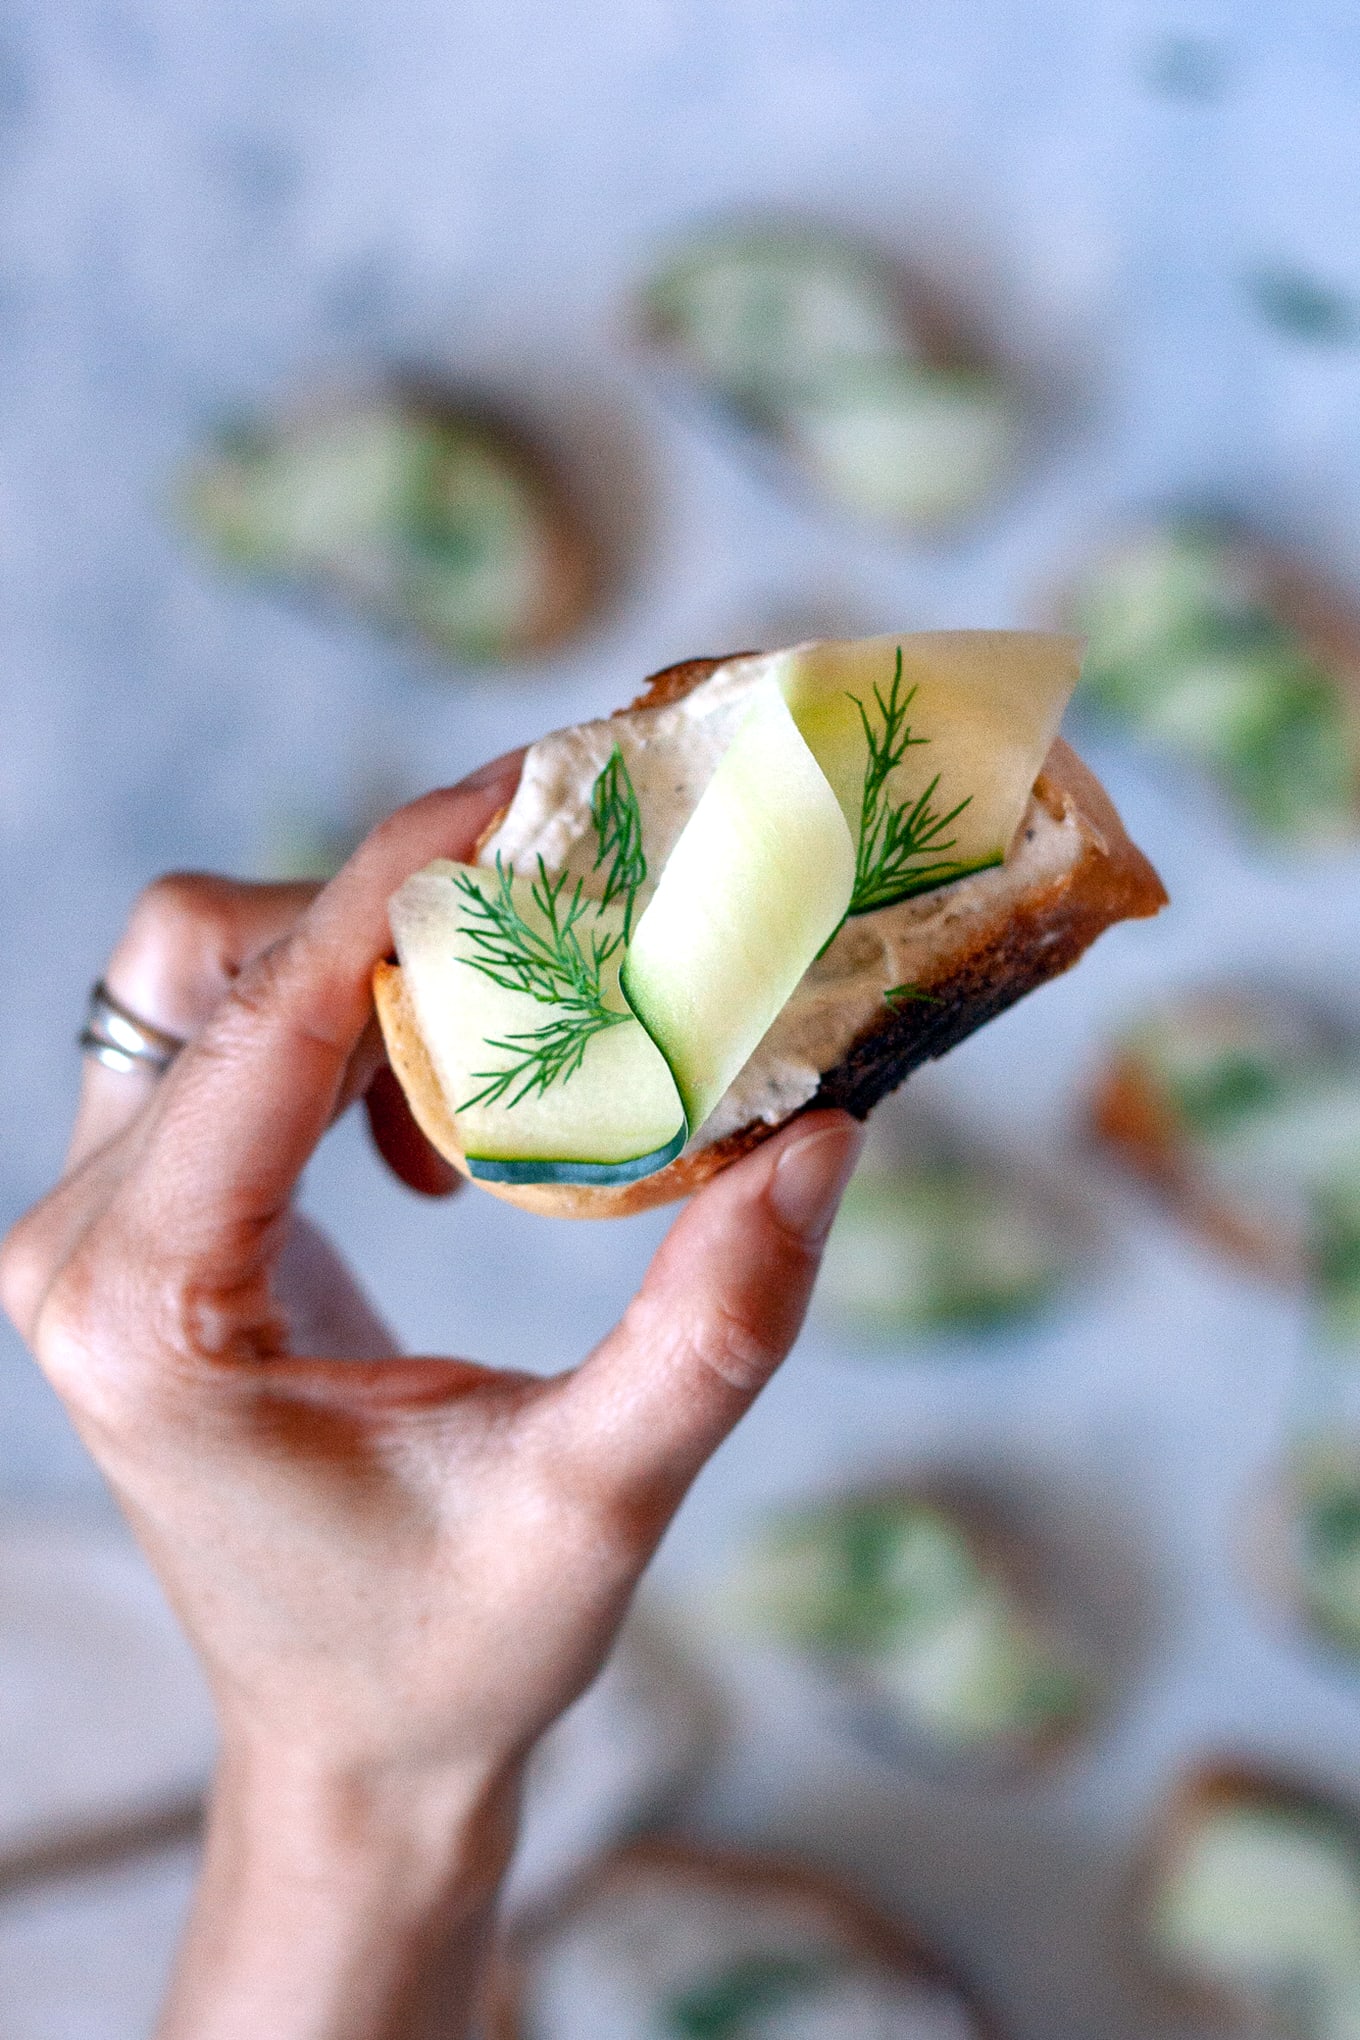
[
  {"xmin": 364, "ymin": 1065, "xmax": 460, "ymax": 1199},
  {"xmin": 273, "ymin": 1215, "xmax": 397, "ymax": 1359},
  {"xmin": 561, "ymin": 1110, "xmax": 864, "ymax": 1539},
  {"xmin": 67, "ymin": 879, "xmax": 321, "ymax": 1173},
  {"xmin": 115, "ymin": 759, "xmax": 522, "ymax": 1297}
]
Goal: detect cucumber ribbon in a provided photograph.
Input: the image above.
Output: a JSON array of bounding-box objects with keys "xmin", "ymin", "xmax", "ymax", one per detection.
[{"xmin": 388, "ymin": 633, "xmax": 1080, "ymax": 1186}]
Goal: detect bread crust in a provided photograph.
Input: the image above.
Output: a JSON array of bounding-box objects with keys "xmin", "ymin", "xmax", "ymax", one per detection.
[
  {"xmin": 486, "ymin": 1835, "xmax": 997, "ymax": 2040},
  {"xmin": 374, "ymin": 652, "xmax": 1166, "ymax": 1218}
]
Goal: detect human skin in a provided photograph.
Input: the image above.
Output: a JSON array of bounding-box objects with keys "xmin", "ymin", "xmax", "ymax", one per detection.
[{"xmin": 0, "ymin": 754, "xmax": 863, "ymax": 2040}]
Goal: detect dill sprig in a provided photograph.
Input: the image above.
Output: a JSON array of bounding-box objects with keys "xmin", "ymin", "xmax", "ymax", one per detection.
[
  {"xmin": 884, "ymin": 982, "xmax": 941, "ymax": 1008},
  {"xmin": 455, "ymin": 856, "xmax": 629, "ymax": 1109},
  {"xmin": 848, "ymin": 646, "xmax": 973, "ymax": 915},
  {"xmin": 590, "ymin": 744, "xmax": 647, "ymax": 939}
]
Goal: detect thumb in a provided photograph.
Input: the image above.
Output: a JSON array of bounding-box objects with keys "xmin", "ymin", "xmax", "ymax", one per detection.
[{"xmin": 563, "ymin": 1110, "xmax": 864, "ymax": 1530}]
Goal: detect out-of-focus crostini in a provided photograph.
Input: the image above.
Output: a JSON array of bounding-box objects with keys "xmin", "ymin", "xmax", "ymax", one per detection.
[
  {"xmin": 637, "ymin": 221, "xmax": 1024, "ymax": 533},
  {"xmin": 491, "ymin": 1838, "xmax": 996, "ymax": 2039},
  {"xmin": 722, "ymin": 1488, "xmax": 1092, "ymax": 1773},
  {"xmin": 1142, "ymin": 1766, "xmax": 1360, "ymax": 2037},
  {"xmin": 1089, "ymin": 985, "xmax": 1360, "ymax": 1283},
  {"xmin": 1066, "ymin": 516, "xmax": 1360, "ymax": 844},
  {"xmin": 183, "ymin": 381, "xmax": 598, "ymax": 662}
]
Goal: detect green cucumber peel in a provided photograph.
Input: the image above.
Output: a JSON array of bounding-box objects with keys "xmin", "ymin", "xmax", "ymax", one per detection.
[{"xmin": 388, "ymin": 634, "xmax": 1080, "ymax": 1188}]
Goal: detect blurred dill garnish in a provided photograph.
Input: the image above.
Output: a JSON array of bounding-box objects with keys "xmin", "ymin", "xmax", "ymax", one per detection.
[{"xmin": 1248, "ymin": 266, "xmax": 1357, "ymax": 344}]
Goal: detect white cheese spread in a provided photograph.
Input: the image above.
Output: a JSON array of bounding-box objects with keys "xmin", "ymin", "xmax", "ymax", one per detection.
[{"xmin": 480, "ymin": 651, "xmax": 1085, "ymax": 1153}]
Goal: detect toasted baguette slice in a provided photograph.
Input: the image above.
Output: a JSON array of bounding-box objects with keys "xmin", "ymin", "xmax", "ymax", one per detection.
[
  {"xmin": 488, "ymin": 1836, "xmax": 996, "ymax": 2040},
  {"xmin": 1137, "ymin": 1765, "xmax": 1360, "ymax": 2032},
  {"xmin": 725, "ymin": 1480, "xmax": 1097, "ymax": 1774},
  {"xmin": 374, "ymin": 653, "xmax": 1166, "ymax": 1218}
]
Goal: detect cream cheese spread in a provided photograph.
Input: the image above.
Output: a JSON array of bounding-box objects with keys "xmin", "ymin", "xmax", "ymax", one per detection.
[{"xmin": 480, "ymin": 650, "xmax": 1085, "ymax": 1153}]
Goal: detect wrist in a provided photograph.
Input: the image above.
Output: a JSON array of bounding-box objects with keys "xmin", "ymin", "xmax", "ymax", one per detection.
[
  {"xmin": 159, "ymin": 1745, "xmax": 520, "ymax": 2040},
  {"xmin": 213, "ymin": 1739, "xmax": 519, "ymax": 1909}
]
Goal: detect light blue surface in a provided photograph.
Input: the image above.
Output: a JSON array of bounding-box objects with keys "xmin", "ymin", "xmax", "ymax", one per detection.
[{"xmin": 2, "ymin": 3, "xmax": 1360, "ymax": 2035}]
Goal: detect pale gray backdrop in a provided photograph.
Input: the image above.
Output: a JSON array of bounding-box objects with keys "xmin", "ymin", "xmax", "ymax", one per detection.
[{"xmin": 2, "ymin": 2, "xmax": 1360, "ymax": 2035}]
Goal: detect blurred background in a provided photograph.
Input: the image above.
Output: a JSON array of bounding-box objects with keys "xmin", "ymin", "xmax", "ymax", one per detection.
[{"xmin": 3, "ymin": 2, "xmax": 1360, "ymax": 2035}]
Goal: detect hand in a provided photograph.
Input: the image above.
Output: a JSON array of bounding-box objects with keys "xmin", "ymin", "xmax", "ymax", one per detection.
[{"xmin": 0, "ymin": 758, "xmax": 863, "ymax": 2040}]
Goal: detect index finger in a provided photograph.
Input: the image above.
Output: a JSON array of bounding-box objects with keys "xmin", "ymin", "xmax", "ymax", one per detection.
[{"xmin": 118, "ymin": 756, "xmax": 523, "ymax": 1287}]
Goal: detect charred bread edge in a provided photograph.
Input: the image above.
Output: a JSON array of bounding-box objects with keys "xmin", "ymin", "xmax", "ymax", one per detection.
[
  {"xmin": 373, "ymin": 652, "xmax": 1167, "ymax": 1219},
  {"xmin": 486, "ymin": 1834, "xmax": 999, "ymax": 2040},
  {"xmin": 1135, "ymin": 1762, "xmax": 1360, "ymax": 2030}
]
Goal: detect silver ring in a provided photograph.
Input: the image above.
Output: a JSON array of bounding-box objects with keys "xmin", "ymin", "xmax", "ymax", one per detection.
[{"xmin": 79, "ymin": 980, "xmax": 184, "ymax": 1076}]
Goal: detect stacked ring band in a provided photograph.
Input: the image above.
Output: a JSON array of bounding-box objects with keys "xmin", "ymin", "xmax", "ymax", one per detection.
[{"xmin": 78, "ymin": 980, "xmax": 185, "ymax": 1076}]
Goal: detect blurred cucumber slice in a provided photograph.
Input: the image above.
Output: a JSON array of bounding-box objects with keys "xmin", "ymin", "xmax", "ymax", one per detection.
[
  {"xmin": 1122, "ymin": 992, "xmax": 1339, "ymax": 1140},
  {"xmin": 665, "ymin": 1954, "xmax": 842, "ymax": 2038},
  {"xmin": 1077, "ymin": 523, "xmax": 1260, "ymax": 685},
  {"xmin": 1073, "ymin": 519, "xmax": 1359, "ymax": 842},
  {"xmin": 779, "ymin": 366, "xmax": 1021, "ymax": 530},
  {"xmin": 873, "ymin": 1586, "xmax": 1086, "ymax": 1745},
  {"xmin": 641, "ymin": 227, "xmax": 910, "ymax": 408},
  {"xmin": 184, "ymin": 394, "xmax": 591, "ymax": 661},
  {"xmin": 732, "ymin": 1495, "xmax": 1086, "ymax": 1755},
  {"xmin": 1152, "ymin": 1787, "xmax": 1360, "ymax": 2037},
  {"xmin": 1312, "ymin": 1170, "xmax": 1360, "ymax": 1351},
  {"xmin": 817, "ymin": 1160, "xmax": 1070, "ymax": 1338},
  {"xmin": 1293, "ymin": 1444, "xmax": 1360, "ymax": 1655}
]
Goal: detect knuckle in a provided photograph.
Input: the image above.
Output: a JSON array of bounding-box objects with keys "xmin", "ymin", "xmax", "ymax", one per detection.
[
  {"xmin": 214, "ymin": 934, "xmax": 295, "ymax": 1039},
  {"xmin": 0, "ymin": 1206, "xmax": 47, "ymax": 1337},
  {"xmin": 31, "ymin": 1245, "xmax": 99, "ymax": 1379},
  {"xmin": 687, "ymin": 1296, "xmax": 778, "ymax": 1399},
  {"xmin": 125, "ymin": 871, "xmax": 225, "ymax": 954},
  {"xmin": 29, "ymin": 1226, "xmax": 193, "ymax": 1432},
  {"xmin": 111, "ymin": 872, "xmax": 242, "ymax": 1017},
  {"xmin": 24, "ymin": 1238, "xmax": 121, "ymax": 1415}
]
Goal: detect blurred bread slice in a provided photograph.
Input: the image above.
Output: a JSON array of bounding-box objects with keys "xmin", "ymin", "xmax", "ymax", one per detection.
[{"xmin": 489, "ymin": 1837, "xmax": 994, "ymax": 2038}]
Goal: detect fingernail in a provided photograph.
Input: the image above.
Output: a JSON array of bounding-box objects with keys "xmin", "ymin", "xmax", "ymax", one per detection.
[
  {"xmin": 767, "ymin": 1118, "xmax": 864, "ymax": 1246},
  {"xmin": 461, "ymin": 748, "xmax": 525, "ymax": 792}
]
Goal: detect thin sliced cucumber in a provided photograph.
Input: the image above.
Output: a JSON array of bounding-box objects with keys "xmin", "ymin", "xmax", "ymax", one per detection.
[
  {"xmin": 776, "ymin": 632, "xmax": 1078, "ymax": 895},
  {"xmin": 389, "ymin": 864, "xmax": 685, "ymax": 1177},
  {"xmin": 622, "ymin": 681, "xmax": 855, "ymax": 1134},
  {"xmin": 389, "ymin": 634, "xmax": 1079, "ymax": 1185}
]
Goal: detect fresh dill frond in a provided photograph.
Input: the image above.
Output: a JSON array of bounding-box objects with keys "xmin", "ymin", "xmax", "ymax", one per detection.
[
  {"xmin": 848, "ymin": 646, "xmax": 973, "ymax": 915},
  {"xmin": 590, "ymin": 744, "xmax": 647, "ymax": 939},
  {"xmin": 455, "ymin": 856, "xmax": 629, "ymax": 1109},
  {"xmin": 884, "ymin": 982, "xmax": 941, "ymax": 1008}
]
